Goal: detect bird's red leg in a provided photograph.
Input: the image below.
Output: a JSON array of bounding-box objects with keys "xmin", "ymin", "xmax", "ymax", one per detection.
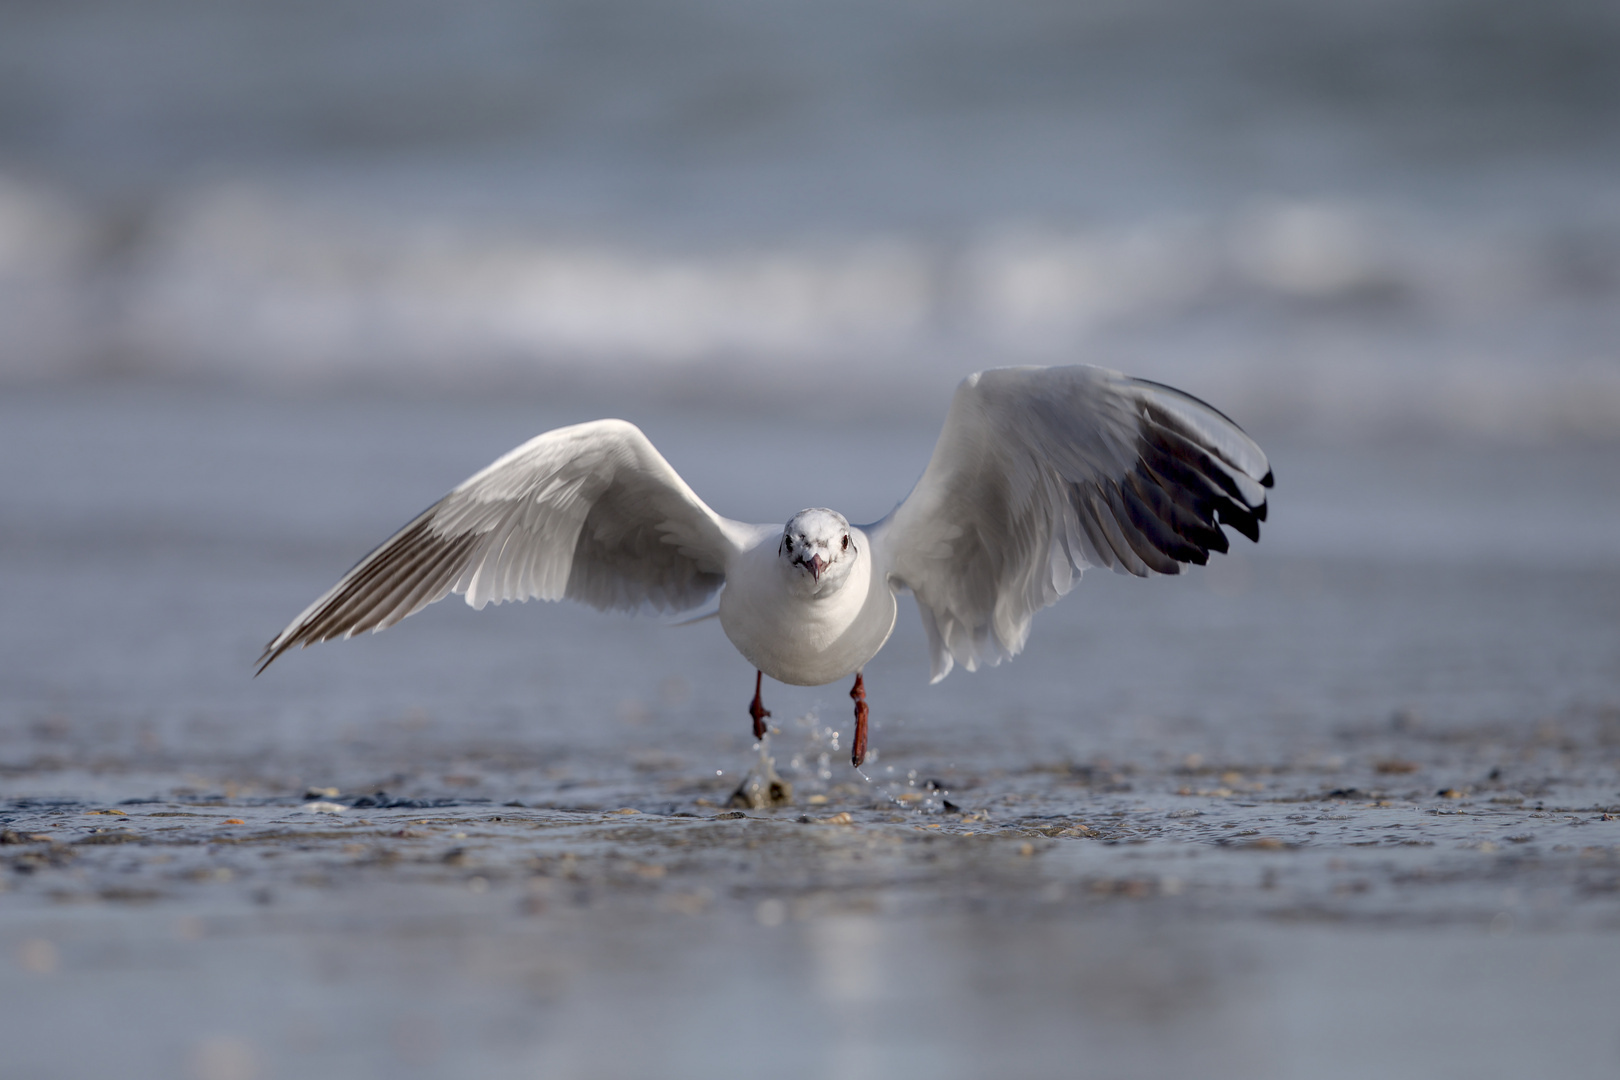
[
  {"xmin": 749, "ymin": 670, "xmax": 772, "ymax": 741},
  {"xmin": 849, "ymin": 672, "xmax": 869, "ymax": 768}
]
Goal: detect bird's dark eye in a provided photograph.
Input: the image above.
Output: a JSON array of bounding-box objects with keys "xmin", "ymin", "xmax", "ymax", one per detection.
[{"xmin": 841, "ymin": 535, "xmax": 850, "ymax": 551}]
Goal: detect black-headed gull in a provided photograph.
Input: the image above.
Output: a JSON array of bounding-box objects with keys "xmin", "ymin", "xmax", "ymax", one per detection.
[{"xmin": 259, "ymin": 365, "xmax": 1272, "ymax": 766}]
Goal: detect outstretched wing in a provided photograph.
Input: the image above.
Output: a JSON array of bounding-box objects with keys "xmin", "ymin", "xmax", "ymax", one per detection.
[
  {"xmin": 867, "ymin": 365, "xmax": 1273, "ymax": 682},
  {"xmin": 259, "ymin": 418, "xmax": 758, "ymax": 673}
]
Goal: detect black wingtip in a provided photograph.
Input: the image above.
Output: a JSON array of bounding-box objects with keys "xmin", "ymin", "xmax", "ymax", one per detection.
[
  {"xmin": 1261, "ymin": 468, "xmax": 1275, "ymax": 488},
  {"xmin": 1216, "ymin": 503, "xmax": 1262, "ymax": 544},
  {"xmin": 254, "ymin": 640, "xmax": 285, "ymax": 678}
]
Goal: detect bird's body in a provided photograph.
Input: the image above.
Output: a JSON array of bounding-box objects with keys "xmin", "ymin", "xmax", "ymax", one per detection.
[
  {"xmin": 718, "ymin": 522, "xmax": 896, "ymax": 687},
  {"xmin": 260, "ymin": 364, "xmax": 1273, "ymax": 765}
]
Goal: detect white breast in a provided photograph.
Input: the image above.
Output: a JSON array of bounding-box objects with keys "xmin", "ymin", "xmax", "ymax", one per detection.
[{"xmin": 718, "ymin": 527, "xmax": 898, "ymax": 686}]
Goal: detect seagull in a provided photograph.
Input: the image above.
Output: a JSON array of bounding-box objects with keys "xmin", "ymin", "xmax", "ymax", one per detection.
[{"xmin": 258, "ymin": 364, "xmax": 1272, "ymax": 767}]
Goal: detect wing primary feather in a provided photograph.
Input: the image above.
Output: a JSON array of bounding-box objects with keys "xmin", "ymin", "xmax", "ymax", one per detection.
[
  {"xmin": 1135, "ymin": 385, "xmax": 1270, "ymax": 483},
  {"xmin": 1142, "ymin": 418, "xmax": 1256, "ymax": 508},
  {"xmin": 258, "ymin": 521, "xmax": 474, "ymax": 673},
  {"xmin": 1132, "ymin": 378, "xmax": 1252, "ymax": 437},
  {"xmin": 1136, "ymin": 426, "xmax": 1265, "ymax": 544},
  {"xmin": 1103, "ymin": 481, "xmax": 1184, "ymax": 574},
  {"xmin": 274, "ymin": 519, "xmax": 440, "ymax": 652},
  {"xmin": 1126, "ymin": 462, "xmax": 1226, "ymax": 556},
  {"xmin": 1214, "ymin": 501, "xmax": 1262, "ymax": 543},
  {"xmin": 1082, "ymin": 489, "xmax": 1151, "ymax": 577},
  {"xmin": 300, "ymin": 523, "xmax": 460, "ymax": 644},
  {"xmin": 368, "ymin": 530, "xmax": 484, "ymax": 632},
  {"xmin": 1119, "ymin": 473, "xmax": 1207, "ymax": 566},
  {"xmin": 1136, "ymin": 436, "xmax": 1229, "ymax": 520},
  {"xmin": 314, "ymin": 535, "xmax": 451, "ymax": 638}
]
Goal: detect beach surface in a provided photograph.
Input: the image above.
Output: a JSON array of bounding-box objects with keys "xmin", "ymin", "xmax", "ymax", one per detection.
[{"xmin": 2, "ymin": 385, "xmax": 1618, "ymax": 1078}]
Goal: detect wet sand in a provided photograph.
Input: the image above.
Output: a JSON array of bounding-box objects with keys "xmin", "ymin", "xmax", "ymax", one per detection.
[{"xmin": 3, "ymin": 386, "xmax": 1619, "ymax": 1078}]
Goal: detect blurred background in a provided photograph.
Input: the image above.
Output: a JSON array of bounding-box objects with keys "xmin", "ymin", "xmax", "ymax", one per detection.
[
  {"xmin": 3, "ymin": 0, "xmax": 1618, "ymax": 434},
  {"xmin": 4, "ymin": 3, "xmax": 1620, "ymax": 1078}
]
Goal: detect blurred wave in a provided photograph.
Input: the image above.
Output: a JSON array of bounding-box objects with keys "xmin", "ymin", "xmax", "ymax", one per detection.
[
  {"xmin": 3, "ymin": 0, "xmax": 1618, "ymax": 436},
  {"xmin": 3, "ymin": 175, "xmax": 1617, "ymax": 438}
]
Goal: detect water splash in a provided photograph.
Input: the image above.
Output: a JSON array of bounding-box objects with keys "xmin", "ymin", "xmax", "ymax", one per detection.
[{"xmin": 727, "ymin": 733, "xmax": 791, "ymax": 809}]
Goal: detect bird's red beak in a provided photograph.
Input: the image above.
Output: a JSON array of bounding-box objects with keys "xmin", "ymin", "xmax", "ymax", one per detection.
[{"xmin": 807, "ymin": 554, "xmax": 826, "ymax": 581}]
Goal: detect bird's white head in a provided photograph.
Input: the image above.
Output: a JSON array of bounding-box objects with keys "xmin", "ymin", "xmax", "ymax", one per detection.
[{"xmin": 779, "ymin": 508, "xmax": 858, "ymax": 595}]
